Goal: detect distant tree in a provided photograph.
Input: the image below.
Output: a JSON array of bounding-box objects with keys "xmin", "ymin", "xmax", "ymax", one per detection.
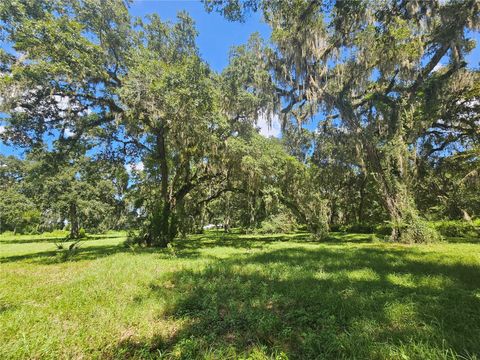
[
  {"xmin": 0, "ymin": 155, "xmax": 40, "ymax": 233},
  {"xmin": 22, "ymin": 149, "xmax": 120, "ymax": 238},
  {"xmin": 0, "ymin": 187, "xmax": 39, "ymax": 233},
  {"xmin": 115, "ymin": 13, "xmax": 224, "ymax": 246},
  {"xmin": 0, "ymin": 0, "xmax": 133, "ymax": 236},
  {"xmin": 0, "ymin": 154, "xmax": 25, "ymax": 191},
  {"xmin": 217, "ymin": 134, "xmax": 330, "ymax": 237}
]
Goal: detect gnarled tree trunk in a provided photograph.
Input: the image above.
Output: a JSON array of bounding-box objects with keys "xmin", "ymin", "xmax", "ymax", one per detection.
[{"xmin": 364, "ymin": 138, "xmax": 435, "ymax": 243}]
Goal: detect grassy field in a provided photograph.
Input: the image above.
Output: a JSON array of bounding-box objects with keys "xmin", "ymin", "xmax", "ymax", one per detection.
[{"xmin": 1, "ymin": 230, "xmax": 479, "ymax": 359}]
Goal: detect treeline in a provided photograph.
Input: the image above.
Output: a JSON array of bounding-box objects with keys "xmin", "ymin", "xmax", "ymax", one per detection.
[
  {"xmin": 2, "ymin": 125, "xmax": 479, "ymax": 240},
  {"xmin": 0, "ymin": 152, "xmax": 129, "ymax": 235},
  {"xmin": 0, "ymin": 0, "xmax": 479, "ymax": 245}
]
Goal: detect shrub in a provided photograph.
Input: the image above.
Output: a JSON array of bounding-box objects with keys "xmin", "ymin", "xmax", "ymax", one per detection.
[
  {"xmin": 256, "ymin": 213, "xmax": 297, "ymax": 234},
  {"xmin": 399, "ymin": 219, "xmax": 442, "ymax": 244},
  {"xmin": 329, "ymin": 224, "xmax": 346, "ymax": 232},
  {"xmin": 375, "ymin": 223, "xmax": 392, "ymax": 236},
  {"xmin": 345, "ymin": 223, "xmax": 375, "ymax": 234},
  {"xmin": 78, "ymin": 228, "xmax": 87, "ymax": 238},
  {"xmin": 432, "ymin": 220, "xmax": 478, "ymax": 238}
]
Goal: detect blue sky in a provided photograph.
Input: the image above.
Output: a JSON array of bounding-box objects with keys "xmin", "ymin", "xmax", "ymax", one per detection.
[
  {"xmin": 130, "ymin": 1, "xmax": 270, "ymax": 72},
  {"xmin": 1, "ymin": 1, "xmax": 479, "ymax": 156}
]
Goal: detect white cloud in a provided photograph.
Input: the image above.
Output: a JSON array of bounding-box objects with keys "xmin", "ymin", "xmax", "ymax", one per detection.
[
  {"xmin": 134, "ymin": 162, "xmax": 145, "ymax": 171},
  {"xmin": 54, "ymin": 95, "xmax": 70, "ymax": 110},
  {"xmin": 0, "ymin": 125, "xmax": 5, "ymax": 134},
  {"xmin": 125, "ymin": 161, "xmax": 144, "ymax": 173},
  {"xmin": 64, "ymin": 128, "xmax": 75, "ymax": 137},
  {"xmin": 257, "ymin": 112, "xmax": 281, "ymax": 138},
  {"xmin": 54, "ymin": 95, "xmax": 91, "ymax": 117},
  {"xmin": 432, "ymin": 63, "xmax": 445, "ymax": 72}
]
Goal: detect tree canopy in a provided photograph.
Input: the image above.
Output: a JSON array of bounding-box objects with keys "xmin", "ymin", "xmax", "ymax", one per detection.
[{"xmin": 0, "ymin": 0, "xmax": 479, "ymax": 245}]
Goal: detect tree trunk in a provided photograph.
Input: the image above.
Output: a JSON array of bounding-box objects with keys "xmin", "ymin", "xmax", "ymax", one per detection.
[
  {"xmin": 248, "ymin": 193, "xmax": 256, "ymax": 232},
  {"xmin": 364, "ymin": 140, "xmax": 433, "ymax": 243},
  {"xmin": 146, "ymin": 126, "xmax": 177, "ymax": 247},
  {"xmin": 333, "ymin": 95, "xmax": 434, "ymax": 243},
  {"xmin": 383, "ymin": 191, "xmax": 405, "ymax": 242},
  {"xmin": 224, "ymin": 195, "xmax": 231, "ymax": 233},
  {"xmin": 357, "ymin": 172, "xmax": 367, "ymax": 223},
  {"xmin": 69, "ymin": 202, "xmax": 79, "ymax": 239}
]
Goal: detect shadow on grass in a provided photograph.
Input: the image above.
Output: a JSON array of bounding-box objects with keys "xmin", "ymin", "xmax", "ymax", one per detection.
[
  {"xmin": 0, "ymin": 240, "xmax": 206, "ymax": 265},
  {"xmin": 0, "ymin": 231, "xmax": 375, "ymax": 265},
  {"xmin": 324, "ymin": 232, "xmax": 377, "ymax": 243},
  {"xmin": 334, "ymin": 231, "xmax": 480, "ymax": 245},
  {"xmin": 0, "ymin": 244, "xmax": 130, "ymax": 264},
  {"xmin": 0, "ymin": 233, "xmax": 125, "ymax": 245},
  {"xmin": 0, "ymin": 230, "xmax": 421, "ymax": 266},
  {"xmin": 174, "ymin": 231, "xmax": 374, "ymax": 253},
  {"xmin": 0, "ymin": 302, "xmax": 16, "ymax": 315},
  {"xmin": 0, "ymin": 236, "xmax": 67, "ymax": 245},
  {"xmin": 442, "ymin": 236, "xmax": 480, "ymax": 244},
  {"xmin": 112, "ymin": 245, "xmax": 480, "ymax": 359}
]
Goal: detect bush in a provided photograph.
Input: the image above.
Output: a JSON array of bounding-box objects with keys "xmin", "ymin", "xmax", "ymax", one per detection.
[
  {"xmin": 329, "ymin": 224, "xmax": 346, "ymax": 232},
  {"xmin": 399, "ymin": 219, "xmax": 442, "ymax": 244},
  {"xmin": 256, "ymin": 213, "xmax": 297, "ymax": 234},
  {"xmin": 78, "ymin": 228, "xmax": 87, "ymax": 238},
  {"xmin": 375, "ymin": 223, "xmax": 392, "ymax": 236},
  {"xmin": 345, "ymin": 223, "xmax": 375, "ymax": 234},
  {"xmin": 432, "ymin": 220, "xmax": 478, "ymax": 238}
]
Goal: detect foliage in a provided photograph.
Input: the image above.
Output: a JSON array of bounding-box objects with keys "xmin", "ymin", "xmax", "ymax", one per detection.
[
  {"xmin": 222, "ymin": 134, "xmax": 330, "ymax": 238},
  {"xmin": 393, "ymin": 216, "xmax": 442, "ymax": 244},
  {"xmin": 0, "ymin": 187, "xmax": 40, "ymax": 234},
  {"xmin": 432, "ymin": 220, "xmax": 479, "ymax": 239},
  {"xmin": 255, "ymin": 212, "xmax": 297, "ymax": 234},
  {"xmin": 117, "ymin": 12, "xmax": 225, "ymax": 246}
]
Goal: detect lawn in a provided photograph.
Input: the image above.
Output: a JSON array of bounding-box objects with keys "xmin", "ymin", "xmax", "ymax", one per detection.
[{"xmin": 1, "ymin": 231, "xmax": 479, "ymax": 359}]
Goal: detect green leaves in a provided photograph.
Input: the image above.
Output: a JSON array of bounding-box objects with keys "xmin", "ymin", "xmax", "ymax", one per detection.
[
  {"xmin": 0, "ymin": 187, "xmax": 39, "ymax": 233},
  {"xmin": 13, "ymin": 15, "xmax": 106, "ymax": 81}
]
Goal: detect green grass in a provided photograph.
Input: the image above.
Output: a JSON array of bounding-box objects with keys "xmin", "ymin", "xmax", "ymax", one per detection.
[{"xmin": 1, "ymin": 230, "xmax": 479, "ymax": 359}]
